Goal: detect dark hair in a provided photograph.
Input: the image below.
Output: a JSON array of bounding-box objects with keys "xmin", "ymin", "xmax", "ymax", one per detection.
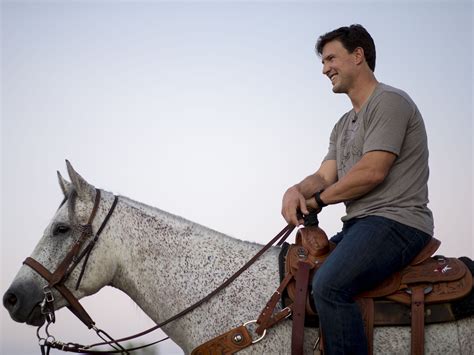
[{"xmin": 316, "ymin": 24, "xmax": 376, "ymax": 72}]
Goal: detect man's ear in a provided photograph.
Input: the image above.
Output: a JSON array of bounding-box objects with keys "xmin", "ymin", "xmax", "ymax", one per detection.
[
  {"xmin": 353, "ymin": 47, "xmax": 365, "ymax": 66},
  {"xmin": 66, "ymin": 160, "xmax": 96, "ymax": 203}
]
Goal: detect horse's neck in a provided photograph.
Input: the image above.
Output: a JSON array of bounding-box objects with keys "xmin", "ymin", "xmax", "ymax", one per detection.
[{"xmin": 109, "ymin": 196, "xmax": 268, "ymax": 324}]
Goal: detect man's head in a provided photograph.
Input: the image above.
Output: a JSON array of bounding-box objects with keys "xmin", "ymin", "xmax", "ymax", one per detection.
[
  {"xmin": 316, "ymin": 25, "xmax": 376, "ymax": 71},
  {"xmin": 316, "ymin": 25, "xmax": 376, "ymax": 94}
]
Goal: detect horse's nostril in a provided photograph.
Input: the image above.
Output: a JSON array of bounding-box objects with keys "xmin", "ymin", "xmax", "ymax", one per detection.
[
  {"xmin": 3, "ymin": 292, "xmax": 18, "ymax": 309},
  {"xmin": 7, "ymin": 293, "xmax": 17, "ymax": 306}
]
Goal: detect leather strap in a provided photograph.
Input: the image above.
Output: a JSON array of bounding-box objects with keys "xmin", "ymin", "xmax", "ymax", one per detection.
[
  {"xmin": 256, "ymin": 273, "xmax": 293, "ymax": 334},
  {"xmin": 356, "ymin": 298, "xmax": 374, "ymax": 355},
  {"xmin": 291, "ymin": 261, "xmax": 311, "ymax": 355},
  {"xmin": 410, "ymin": 286, "xmax": 426, "ymax": 355},
  {"xmin": 313, "ymin": 190, "xmax": 327, "ymax": 208},
  {"xmin": 48, "ymin": 190, "xmax": 102, "ymax": 288},
  {"xmin": 23, "ymin": 257, "xmax": 95, "ymax": 328},
  {"xmin": 191, "ymin": 325, "xmax": 253, "ymax": 355},
  {"xmin": 261, "ymin": 304, "xmax": 293, "ymax": 330},
  {"xmin": 319, "ymin": 326, "xmax": 325, "ymax": 355},
  {"xmin": 74, "ymin": 195, "xmax": 119, "ymax": 290}
]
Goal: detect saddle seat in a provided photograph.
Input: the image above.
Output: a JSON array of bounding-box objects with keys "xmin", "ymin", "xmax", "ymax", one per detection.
[{"xmin": 282, "ymin": 225, "xmax": 473, "ymax": 355}]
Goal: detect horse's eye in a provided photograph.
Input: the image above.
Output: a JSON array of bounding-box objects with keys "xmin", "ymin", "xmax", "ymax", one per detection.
[{"xmin": 53, "ymin": 224, "xmax": 70, "ymax": 235}]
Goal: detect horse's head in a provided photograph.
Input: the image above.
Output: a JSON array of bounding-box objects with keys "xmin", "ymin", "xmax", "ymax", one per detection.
[{"xmin": 3, "ymin": 161, "xmax": 118, "ymax": 327}]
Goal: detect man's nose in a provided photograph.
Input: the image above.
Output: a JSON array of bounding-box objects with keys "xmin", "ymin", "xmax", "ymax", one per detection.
[{"xmin": 322, "ymin": 63, "xmax": 330, "ymax": 76}]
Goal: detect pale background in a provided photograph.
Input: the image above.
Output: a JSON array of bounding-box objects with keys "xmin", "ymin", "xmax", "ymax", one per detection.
[{"xmin": 1, "ymin": 1, "xmax": 472, "ymax": 354}]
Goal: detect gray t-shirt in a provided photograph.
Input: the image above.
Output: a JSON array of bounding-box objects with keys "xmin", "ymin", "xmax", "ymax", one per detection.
[{"xmin": 324, "ymin": 83, "xmax": 434, "ymax": 235}]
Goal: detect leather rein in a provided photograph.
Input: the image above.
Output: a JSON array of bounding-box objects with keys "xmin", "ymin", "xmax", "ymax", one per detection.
[{"xmin": 23, "ymin": 188, "xmax": 296, "ymax": 354}]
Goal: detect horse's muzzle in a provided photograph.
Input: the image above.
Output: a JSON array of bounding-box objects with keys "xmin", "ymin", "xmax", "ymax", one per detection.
[{"xmin": 3, "ymin": 281, "xmax": 45, "ymax": 326}]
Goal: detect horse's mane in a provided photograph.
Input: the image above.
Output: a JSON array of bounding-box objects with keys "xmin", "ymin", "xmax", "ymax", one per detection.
[{"xmin": 119, "ymin": 195, "xmax": 263, "ymax": 247}]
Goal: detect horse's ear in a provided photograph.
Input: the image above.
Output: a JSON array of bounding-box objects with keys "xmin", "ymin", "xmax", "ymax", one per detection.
[
  {"xmin": 66, "ymin": 160, "xmax": 96, "ymax": 203},
  {"xmin": 57, "ymin": 171, "xmax": 72, "ymax": 197}
]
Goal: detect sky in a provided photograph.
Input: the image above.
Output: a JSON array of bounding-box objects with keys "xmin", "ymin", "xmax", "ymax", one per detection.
[{"xmin": 1, "ymin": 1, "xmax": 472, "ymax": 354}]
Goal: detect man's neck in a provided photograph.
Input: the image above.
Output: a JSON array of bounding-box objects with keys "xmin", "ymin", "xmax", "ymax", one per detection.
[{"xmin": 348, "ymin": 74, "xmax": 379, "ymax": 113}]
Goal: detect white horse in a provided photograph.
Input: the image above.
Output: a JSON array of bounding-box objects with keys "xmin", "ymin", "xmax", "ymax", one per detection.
[{"xmin": 3, "ymin": 162, "xmax": 474, "ymax": 354}]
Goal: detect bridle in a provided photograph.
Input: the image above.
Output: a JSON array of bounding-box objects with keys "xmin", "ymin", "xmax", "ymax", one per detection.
[
  {"xmin": 23, "ymin": 189, "xmax": 128, "ymax": 353},
  {"xmin": 22, "ymin": 188, "xmax": 296, "ymax": 354}
]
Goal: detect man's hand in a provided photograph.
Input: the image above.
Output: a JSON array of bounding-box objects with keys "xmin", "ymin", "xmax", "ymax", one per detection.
[
  {"xmin": 281, "ymin": 161, "xmax": 336, "ymax": 225},
  {"xmin": 281, "ymin": 185, "xmax": 310, "ymax": 226},
  {"xmin": 306, "ymin": 197, "xmax": 319, "ymax": 211}
]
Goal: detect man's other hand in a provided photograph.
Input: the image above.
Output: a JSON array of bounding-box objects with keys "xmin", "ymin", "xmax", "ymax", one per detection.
[{"xmin": 281, "ymin": 186, "xmax": 309, "ymax": 226}]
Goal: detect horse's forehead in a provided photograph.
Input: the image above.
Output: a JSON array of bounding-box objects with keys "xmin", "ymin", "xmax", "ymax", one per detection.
[
  {"xmin": 31, "ymin": 205, "xmax": 75, "ymax": 259},
  {"xmin": 54, "ymin": 203, "xmax": 70, "ymax": 221},
  {"xmin": 42, "ymin": 203, "xmax": 71, "ymax": 230},
  {"xmin": 69, "ymin": 197, "xmax": 97, "ymax": 221}
]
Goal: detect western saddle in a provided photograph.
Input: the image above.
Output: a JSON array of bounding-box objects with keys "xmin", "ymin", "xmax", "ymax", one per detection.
[
  {"xmin": 192, "ymin": 217, "xmax": 473, "ymax": 355},
  {"xmin": 273, "ymin": 220, "xmax": 472, "ymax": 355}
]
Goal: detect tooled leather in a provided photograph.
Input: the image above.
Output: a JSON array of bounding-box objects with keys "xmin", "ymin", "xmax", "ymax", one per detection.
[{"xmin": 191, "ymin": 325, "xmax": 252, "ymax": 355}]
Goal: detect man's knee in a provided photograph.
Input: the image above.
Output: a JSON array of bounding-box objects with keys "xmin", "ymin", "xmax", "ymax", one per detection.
[{"xmin": 312, "ymin": 269, "xmax": 354, "ymax": 304}]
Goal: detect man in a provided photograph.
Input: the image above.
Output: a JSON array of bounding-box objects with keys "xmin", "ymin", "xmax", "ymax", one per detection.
[{"xmin": 281, "ymin": 24, "xmax": 433, "ymax": 354}]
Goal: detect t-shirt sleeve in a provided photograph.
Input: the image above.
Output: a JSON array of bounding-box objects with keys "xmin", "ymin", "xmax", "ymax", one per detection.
[
  {"xmin": 363, "ymin": 92, "xmax": 414, "ymax": 156},
  {"xmin": 323, "ymin": 124, "xmax": 337, "ymax": 161}
]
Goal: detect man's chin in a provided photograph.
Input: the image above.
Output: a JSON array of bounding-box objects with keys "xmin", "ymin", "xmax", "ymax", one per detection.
[{"xmin": 332, "ymin": 84, "xmax": 345, "ymax": 94}]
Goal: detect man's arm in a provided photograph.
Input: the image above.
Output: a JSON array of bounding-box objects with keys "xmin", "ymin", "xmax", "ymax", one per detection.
[
  {"xmin": 314, "ymin": 150, "xmax": 396, "ymax": 207},
  {"xmin": 282, "ymin": 159, "xmax": 337, "ymax": 225}
]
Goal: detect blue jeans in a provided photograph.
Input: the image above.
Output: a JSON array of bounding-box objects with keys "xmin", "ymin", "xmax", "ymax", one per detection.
[{"xmin": 311, "ymin": 216, "xmax": 432, "ymax": 355}]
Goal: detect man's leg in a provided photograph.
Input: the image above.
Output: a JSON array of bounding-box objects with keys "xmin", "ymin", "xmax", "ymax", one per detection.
[{"xmin": 312, "ymin": 216, "xmax": 431, "ymax": 355}]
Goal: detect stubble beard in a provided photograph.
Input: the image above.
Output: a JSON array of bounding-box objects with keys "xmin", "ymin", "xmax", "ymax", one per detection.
[
  {"xmin": 332, "ymin": 83, "xmax": 346, "ymax": 94},
  {"xmin": 331, "ymin": 76, "xmax": 349, "ymax": 94}
]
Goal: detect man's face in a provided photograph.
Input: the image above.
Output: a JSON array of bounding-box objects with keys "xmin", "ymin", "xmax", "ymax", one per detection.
[{"xmin": 321, "ymin": 40, "xmax": 358, "ymax": 94}]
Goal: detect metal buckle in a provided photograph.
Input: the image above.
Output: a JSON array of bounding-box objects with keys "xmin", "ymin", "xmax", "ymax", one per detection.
[
  {"xmin": 43, "ymin": 287, "xmax": 54, "ymax": 303},
  {"xmin": 405, "ymin": 285, "xmax": 433, "ymax": 295},
  {"xmin": 282, "ymin": 306, "xmax": 292, "ymax": 319},
  {"xmin": 313, "ymin": 336, "xmax": 321, "ymax": 351},
  {"xmin": 243, "ymin": 320, "xmax": 267, "ymax": 344},
  {"xmin": 40, "ymin": 286, "xmax": 56, "ymax": 324}
]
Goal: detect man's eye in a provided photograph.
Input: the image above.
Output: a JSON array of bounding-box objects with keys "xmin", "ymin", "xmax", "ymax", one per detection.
[{"xmin": 53, "ymin": 224, "xmax": 70, "ymax": 235}]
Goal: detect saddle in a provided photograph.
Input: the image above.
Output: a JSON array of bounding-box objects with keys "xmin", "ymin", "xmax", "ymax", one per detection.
[{"xmin": 276, "ymin": 224, "xmax": 473, "ymax": 355}]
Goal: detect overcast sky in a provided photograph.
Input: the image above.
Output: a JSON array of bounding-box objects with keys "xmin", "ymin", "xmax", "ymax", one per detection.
[{"xmin": 1, "ymin": 1, "xmax": 472, "ymax": 354}]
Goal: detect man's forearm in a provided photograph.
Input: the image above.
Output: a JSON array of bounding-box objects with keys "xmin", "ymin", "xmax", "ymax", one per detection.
[
  {"xmin": 320, "ymin": 167, "xmax": 382, "ymax": 205},
  {"xmin": 295, "ymin": 173, "xmax": 329, "ymax": 199},
  {"xmin": 319, "ymin": 151, "xmax": 396, "ymax": 206}
]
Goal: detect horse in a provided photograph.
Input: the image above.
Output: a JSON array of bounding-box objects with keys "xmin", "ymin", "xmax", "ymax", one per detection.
[{"xmin": 3, "ymin": 161, "xmax": 474, "ymax": 354}]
